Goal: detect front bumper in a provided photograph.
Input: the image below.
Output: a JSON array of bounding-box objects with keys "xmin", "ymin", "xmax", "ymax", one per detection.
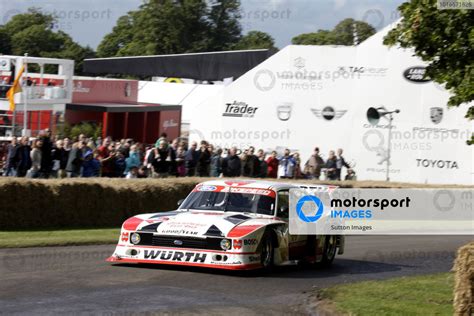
[{"xmin": 107, "ymin": 244, "xmax": 262, "ymax": 270}]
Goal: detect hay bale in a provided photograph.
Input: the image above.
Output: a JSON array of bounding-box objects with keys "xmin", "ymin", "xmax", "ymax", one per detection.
[
  {"xmin": 453, "ymin": 242, "xmax": 474, "ymax": 315},
  {"xmin": 0, "ymin": 177, "xmax": 472, "ymax": 229}
]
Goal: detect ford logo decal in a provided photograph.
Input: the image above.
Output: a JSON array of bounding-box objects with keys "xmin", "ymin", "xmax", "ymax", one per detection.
[{"xmin": 173, "ymin": 240, "xmax": 183, "ymax": 246}]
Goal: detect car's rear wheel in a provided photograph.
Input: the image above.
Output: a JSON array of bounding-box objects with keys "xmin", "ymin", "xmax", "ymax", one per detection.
[
  {"xmin": 260, "ymin": 231, "xmax": 274, "ymax": 270},
  {"xmin": 320, "ymin": 236, "xmax": 337, "ymax": 267}
]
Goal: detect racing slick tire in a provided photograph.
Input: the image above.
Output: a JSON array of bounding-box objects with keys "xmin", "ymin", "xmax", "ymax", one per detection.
[
  {"xmin": 320, "ymin": 235, "xmax": 337, "ymax": 268},
  {"xmin": 259, "ymin": 231, "xmax": 275, "ymax": 271}
]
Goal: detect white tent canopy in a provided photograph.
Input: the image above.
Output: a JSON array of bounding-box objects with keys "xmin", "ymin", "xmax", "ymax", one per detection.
[{"xmin": 189, "ymin": 25, "xmax": 473, "ymax": 185}]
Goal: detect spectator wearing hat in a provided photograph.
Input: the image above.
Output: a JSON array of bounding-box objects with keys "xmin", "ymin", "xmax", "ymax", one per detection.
[
  {"xmin": 82, "ymin": 150, "xmax": 100, "ymax": 177},
  {"xmin": 278, "ymin": 149, "xmax": 296, "ymax": 179}
]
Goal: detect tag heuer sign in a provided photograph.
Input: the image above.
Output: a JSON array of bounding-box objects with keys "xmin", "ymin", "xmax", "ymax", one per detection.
[
  {"xmin": 403, "ymin": 66, "xmax": 431, "ymax": 83},
  {"xmin": 430, "ymin": 107, "xmax": 443, "ymax": 124},
  {"xmin": 0, "ymin": 58, "xmax": 11, "ymax": 71}
]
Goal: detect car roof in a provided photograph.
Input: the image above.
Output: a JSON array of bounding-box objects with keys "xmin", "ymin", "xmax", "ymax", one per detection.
[{"xmin": 198, "ymin": 179, "xmax": 302, "ymax": 190}]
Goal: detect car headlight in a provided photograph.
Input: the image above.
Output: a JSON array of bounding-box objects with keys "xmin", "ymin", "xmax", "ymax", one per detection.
[
  {"xmin": 220, "ymin": 239, "xmax": 231, "ymax": 250},
  {"xmin": 130, "ymin": 233, "xmax": 141, "ymax": 245}
]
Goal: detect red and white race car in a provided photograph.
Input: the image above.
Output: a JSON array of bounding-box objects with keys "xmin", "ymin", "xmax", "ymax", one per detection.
[{"xmin": 107, "ymin": 180, "xmax": 344, "ymax": 270}]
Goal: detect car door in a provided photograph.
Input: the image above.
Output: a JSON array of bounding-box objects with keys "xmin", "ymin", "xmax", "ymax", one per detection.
[{"xmin": 276, "ymin": 189, "xmax": 307, "ymax": 259}]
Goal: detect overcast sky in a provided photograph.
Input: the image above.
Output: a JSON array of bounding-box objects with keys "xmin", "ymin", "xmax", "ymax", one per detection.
[{"xmin": 0, "ymin": 0, "xmax": 405, "ymax": 49}]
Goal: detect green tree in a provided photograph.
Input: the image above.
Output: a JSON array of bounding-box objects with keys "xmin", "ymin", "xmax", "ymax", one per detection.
[
  {"xmin": 291, "ymin": 18, "xmax": 376, "ymax": 45},
  {"xmin": 206, "ymin": 0, "xmax": 242, "ymax": 51},
  {"xmin": 383, "ymin": 0, "xmax": 473, "ymax": 144},
  {"xmin": 0, "ymin": 8, "xmax": 93, "ymax": 74},
  {"xmin": 333, "ymin": 18, "xmax": 376, "ymax": 45},
  {"xmin": 233, "ymin": 31, "xmax": 276, "ymax": 50},
  {"xmin": 292, "ymin": 30, "xmax": 335, "ymax": 45},
  {"xmin": 96, "ymin": 15, "xmax": 135, "ymax": 57},
  {"xmin": 0, "ymin": 29, "xmax": 12, "ymax": 53},
  {"xmin": 97, "ymin": 0, "xmax": 242, "ymax": 57},
  {"xmin": 69, "ymin": 122, "xmax": 101, "ymax": 140}
]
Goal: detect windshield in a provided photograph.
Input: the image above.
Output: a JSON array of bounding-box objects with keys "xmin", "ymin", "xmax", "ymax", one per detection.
[{"xmin": 180, "ymin": 191, "xmax": 275, "ymax": 215}]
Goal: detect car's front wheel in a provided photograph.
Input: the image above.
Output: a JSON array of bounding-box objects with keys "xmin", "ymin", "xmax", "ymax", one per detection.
[
  {"xmin": 260, "ymin": 231, "xmax": 274, "ymax": 270},
  {"xmin": 320, "ymin": 235, "xmax": 337, "ymax": 267}
]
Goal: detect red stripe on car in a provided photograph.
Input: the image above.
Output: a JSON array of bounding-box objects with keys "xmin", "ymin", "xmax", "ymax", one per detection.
[
  {"xmin": 227, "ymin": 225, "xmax": 263, "ymax": 238},
  {"xmin": 122, "ymin": 217, "xmax": 143, "ymax": 231}
]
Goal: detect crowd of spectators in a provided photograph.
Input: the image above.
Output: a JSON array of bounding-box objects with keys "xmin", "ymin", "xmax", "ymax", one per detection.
[{"xmin": 0, "ymin": 131, "xmax": 356, "ymax": 181}]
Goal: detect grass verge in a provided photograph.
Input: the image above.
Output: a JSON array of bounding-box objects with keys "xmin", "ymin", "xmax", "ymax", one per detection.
[
  {"xmin": 319, "ymin": 273, "xmax": 454, "ymax": 316},
  {"xmin": 0, "ymin": 228, "xmax": 120, "ymax": 248}
]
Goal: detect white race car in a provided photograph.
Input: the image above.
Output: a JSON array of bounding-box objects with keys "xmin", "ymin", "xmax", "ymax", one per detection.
[{"xmin": 107, "ymin": 180, "xmax": 344, "ymax": 270}]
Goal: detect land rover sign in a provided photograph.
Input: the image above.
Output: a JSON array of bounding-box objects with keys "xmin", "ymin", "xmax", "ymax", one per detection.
[{"xmin": 403, "ymin": 66, "xmax": 431, "ymax": 83}]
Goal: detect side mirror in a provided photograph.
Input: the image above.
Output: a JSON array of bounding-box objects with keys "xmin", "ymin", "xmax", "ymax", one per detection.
[{"xmin": 177, "ymin": 199, "xmax": 185, "ymax": 207}]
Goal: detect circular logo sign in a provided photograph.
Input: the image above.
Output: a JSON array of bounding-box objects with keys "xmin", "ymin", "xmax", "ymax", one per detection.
[
  {"xmin": 254, "ymin": 69, "xmax": 276, "ymax": 92},
  {"xmin": 322, "ymin": 106, "xmax": 336, "ymax": 120},
  {"xmin": 296, "ymin": 195, "xmax": 324, "ymax": 222}
]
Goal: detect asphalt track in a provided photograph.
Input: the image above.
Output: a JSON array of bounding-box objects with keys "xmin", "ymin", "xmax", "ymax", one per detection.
[{"xmin": 0, "ymin": 235, "xmax": 472, "ymax": 315}]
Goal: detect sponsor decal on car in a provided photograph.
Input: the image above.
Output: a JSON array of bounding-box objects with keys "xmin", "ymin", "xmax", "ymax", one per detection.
[
  {"xmin": 143, "ymin": 250, "xmax": 207, "ymax": 262},
  {"xmin": 233, "ymin": 240, "xmax": 242, "ymax": 249},
  {"xmin": 160, "ymin": 229, "xmax": 199, "ymax": 236},
  {"xmin": 221, "ymin": 187, "xmax": 276, "ymax": 197},
  {"xmin": 121, "ymin": 232, "xmax": 129, "ymax": 242},
  {"xmin": 197, "ymin": 185, "xmax": 217, "ymax": 192},
  {"xmin": 244, "ymin": 239, "xmax": 258, "ymax": 246},
  {"xmin": 248, "ymin": 255, "xmax": 261, "ymax": 262}
]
